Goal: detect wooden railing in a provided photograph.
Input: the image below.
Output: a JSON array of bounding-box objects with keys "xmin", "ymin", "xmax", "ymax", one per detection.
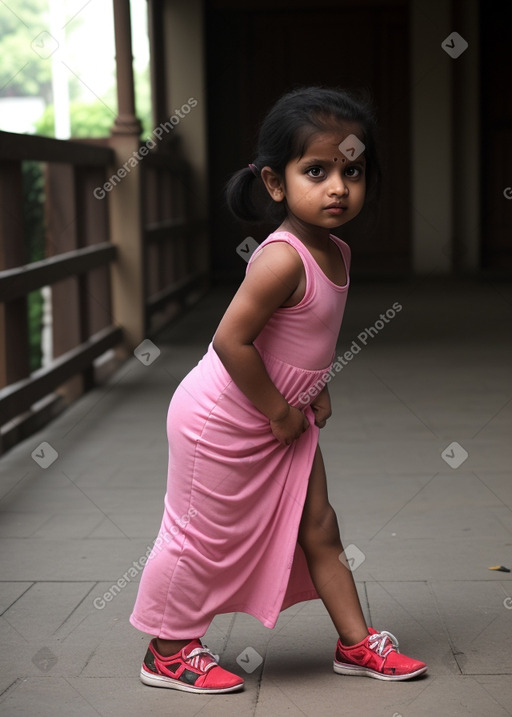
[
  {"xmin": 0, "ymin": 130, "xmax": 209, "ymax": 453},
  {"xmin": 142, "ymin": 143, "xmax": 208, "ymax": 331}
]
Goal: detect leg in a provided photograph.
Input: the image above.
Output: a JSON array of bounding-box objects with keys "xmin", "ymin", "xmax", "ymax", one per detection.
[
  {"xmin": 155, "ymin": 638, "xmax": 193, "ymax": 656},
  {"xmin": 298, "ymin": 445, "xmax": 368, "ymax": 645}
]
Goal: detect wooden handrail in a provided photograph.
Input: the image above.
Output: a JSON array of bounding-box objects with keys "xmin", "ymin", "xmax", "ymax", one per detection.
[
  {"xmin": 0, "ymin": 126, "xmax": 207, "ymax": 446},
  {"xmin": 0, "ymin": 325, "xmax": 123, "ymax": 424},
  {"xmin": 0, "ymin": 243, "xmax": 117, "ymax": 301},
  {"xmin": 146, "ymin": 270, "xmax": 207, "ymax": 315},
  {"xmin": 145, "ymin": 219, "xmax": 207, "ymax": 244},
  {"xmin": 142, "ymin": 149, "xmax": 188, "ymax": 171},
  {"xmin": 0, "ymin": 131, "xmax": 115, "ymax": 165},
  {"xmin": 145, "ymin": 219, "xmax": 187, "ymax": 243}
]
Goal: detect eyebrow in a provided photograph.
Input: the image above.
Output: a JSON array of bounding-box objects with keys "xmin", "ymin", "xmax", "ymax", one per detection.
[{"xmin": 299, "ymin": 155, "xmax": 366, "ymax": 164}]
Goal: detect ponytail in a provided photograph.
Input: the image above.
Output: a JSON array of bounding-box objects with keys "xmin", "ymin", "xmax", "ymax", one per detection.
[{"xmin": 225, "ymin": 166, "xmax": 261, "ymax": 221}]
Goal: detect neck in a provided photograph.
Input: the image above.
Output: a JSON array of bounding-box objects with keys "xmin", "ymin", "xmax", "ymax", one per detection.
[{"xmin": 279, "ymin": 215, "xmax": 333, "ymax": 247}]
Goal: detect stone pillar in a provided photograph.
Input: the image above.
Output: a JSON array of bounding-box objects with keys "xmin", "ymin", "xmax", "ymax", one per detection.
[
  {"xmin": 147, "ymin": 0, "xmax": 167, "ymax": 128},
  {"xmin": 112, "ymin": 0, "xmax": 143, "ymax": 137},
  {"xmin": 410, "ymin": 0, "xmax": 453, "ymax": 274},
  {"xmin": 108, "ymin": 0, "xmax": 145, "ymax": 354}
]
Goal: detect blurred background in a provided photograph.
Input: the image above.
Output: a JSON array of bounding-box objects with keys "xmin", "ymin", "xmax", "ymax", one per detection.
[{"xmin": 0, "ymin": 0, "xmax": 511, "ymax": 451}]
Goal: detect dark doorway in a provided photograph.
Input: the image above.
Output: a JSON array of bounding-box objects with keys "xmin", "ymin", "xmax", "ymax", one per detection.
[
  {"xmin": 205, "ymin": 0, "xmax": 411, "ymax": 281},
  {"xmin": 480, "ymin": 0, "xmax": 512, "ymax": 272}
]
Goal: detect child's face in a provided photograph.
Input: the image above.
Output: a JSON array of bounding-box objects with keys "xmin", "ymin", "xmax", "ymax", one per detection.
[{"xmin": 267, "ymin": 124, "xmax": 367, "ymax": 232}]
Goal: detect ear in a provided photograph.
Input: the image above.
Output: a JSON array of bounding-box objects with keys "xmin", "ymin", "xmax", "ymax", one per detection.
[{"xmin": 260, "ymin": 166, "xmax": 285, "ymax": 202}]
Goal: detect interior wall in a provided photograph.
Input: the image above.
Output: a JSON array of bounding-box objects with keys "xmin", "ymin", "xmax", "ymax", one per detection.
[
  {"xmin": 479, "ymin": 1, "xmax": 512, "ymax": 272},
  {"xmin": 410, "ymin": 0, "xmax": 481, "ymax": 275},
  {"xmin": 452, "ymin": 0, "xmax": 480, "ymax": 273},
  {"xmin": 410, "ymin": 0, "xmax": 453, "ymax": 274},
  {"xmin": 205, "ymin": 0, "xmax": 413, "ymax": 282},
  {"xmin": 163, "ymin": 0, "xmax": 209, "ymax": 222},
  {"xmin": 160, "ymin": 0, "xmax": 486, "ymax": 279}
]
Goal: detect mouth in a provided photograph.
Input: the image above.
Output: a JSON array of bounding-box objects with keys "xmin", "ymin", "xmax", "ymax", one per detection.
[{"xmin": 324, "ymin": 205, "xmax": 347, "ymax": 215}]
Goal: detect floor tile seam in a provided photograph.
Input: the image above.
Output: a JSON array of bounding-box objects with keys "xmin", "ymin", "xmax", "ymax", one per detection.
[
  {"xmin": 0, "ymin": 677, "xmax": 23, "ymax": 701},
  {"xmin": 83, "ymin": 516, "xmax": 111, "ymax": 540},
  {"xmin": 62, "ymin": 675, "xmax": 107, "ymax": 717},
  {"xmin": 52, "ymin": 582, "xmax": 99, "ymax": 636},
  {"xmin": 427, "ymin": 581, "xmax": 463, "ymax": 675},
  {"xmin": 472, "ymin": 679, "xmax": 512, "ymax": 717},
  {"xmin": 0, "ymin": 582, "xmax": 35, "ymax": 617},
  {"xmin": 365, "ymin": 574, "xmax": 443, "ymax": 645}
]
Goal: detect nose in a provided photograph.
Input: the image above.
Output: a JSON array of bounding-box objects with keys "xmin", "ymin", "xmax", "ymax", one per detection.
[{"xmin": 329, "ymin": 173, "xmax": 348, "ymax": 196}]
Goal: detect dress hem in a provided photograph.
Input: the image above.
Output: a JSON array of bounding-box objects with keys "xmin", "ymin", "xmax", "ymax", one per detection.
[{"xmin": 129, "ymin": 589, "xmax": 320, "ymax": 638}]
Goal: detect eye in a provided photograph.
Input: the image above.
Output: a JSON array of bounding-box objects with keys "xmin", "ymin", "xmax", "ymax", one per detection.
[
  {"xmin": 306, "ymin": 166, "xmax": 325, "ymax": 178},
  {"xmin": 344, "ymin": 165, "xmax": 364, "ymax": 179}
]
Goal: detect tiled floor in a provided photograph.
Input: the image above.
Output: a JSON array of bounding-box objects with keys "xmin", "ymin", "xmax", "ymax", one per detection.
[{"xmin": 1, "ymin": 278, "xmax": 511, "ymax": 716}]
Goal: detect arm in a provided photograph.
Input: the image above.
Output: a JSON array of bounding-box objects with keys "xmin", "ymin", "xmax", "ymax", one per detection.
[
  {"xmin": 213, "ymin": 242, "xmax": 309, "ymax": 445},
  {"xmin": 310, "ymin": 384, "xmax": 332, "ymax": 428}
]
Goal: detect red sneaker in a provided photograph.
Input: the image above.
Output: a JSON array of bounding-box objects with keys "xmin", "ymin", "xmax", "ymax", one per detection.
[
  {"xmin": 140, "ymin": 638, "xmax": 244, "ymax": 694},
  {"xmin": 333, "ymin": 628, "xmax": 428, "ymax": 681}
]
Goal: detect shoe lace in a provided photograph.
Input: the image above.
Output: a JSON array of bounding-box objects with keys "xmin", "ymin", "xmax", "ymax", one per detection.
[
  {"xmin": 368, "ymin": 630, "xmax": 400, "ymax": 658},
  {"xmin": 186, "ymin": 645, "xmax": 220, "ymax": 672}
]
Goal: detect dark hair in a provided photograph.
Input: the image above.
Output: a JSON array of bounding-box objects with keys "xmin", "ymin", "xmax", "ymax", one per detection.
[{"xmin": 226, "ymin": 86, "xmax": 381, "ymax": 222}]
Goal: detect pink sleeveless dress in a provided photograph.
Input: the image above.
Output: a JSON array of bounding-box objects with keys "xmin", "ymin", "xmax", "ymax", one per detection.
[{"xmin": 130, "ymin": 231, "xmax": 351, "ymax": 638}]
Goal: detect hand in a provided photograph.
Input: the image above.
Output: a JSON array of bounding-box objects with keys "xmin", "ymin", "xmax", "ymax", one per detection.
[
  {"xmin": 270, "ymin": 404, "xmax": 310, "ymax": 446},
  {"xmin": 310, "ymin": 385, "xmax": 332, "ymax": 428}
]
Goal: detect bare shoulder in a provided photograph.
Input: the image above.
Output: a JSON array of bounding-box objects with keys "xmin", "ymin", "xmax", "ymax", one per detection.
[
  {"xmin": 249, "ymin": 240, "xmax": 304, "ymax": 279},
  {"xmin": 213, "ymin": 239, "xmax": 304, "ymax": 346},
  {"xmin": 232, "ymin": 239, "xmax": 304, "ymax": 314}
]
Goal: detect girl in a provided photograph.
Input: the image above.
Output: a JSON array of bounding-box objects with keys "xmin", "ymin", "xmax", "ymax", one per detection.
[{"xmin": 130, "ymin": 86, "xmax": 427, "ymax": 693}]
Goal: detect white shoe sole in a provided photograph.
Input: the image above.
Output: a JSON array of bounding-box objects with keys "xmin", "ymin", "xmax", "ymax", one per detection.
[
  {"xmin": 333, "ymin": 661, "xmax": 428, "ymax": 681},
  {"xmin": 140, "ymin": 666, "xmax": 244, "ymax": 693}
]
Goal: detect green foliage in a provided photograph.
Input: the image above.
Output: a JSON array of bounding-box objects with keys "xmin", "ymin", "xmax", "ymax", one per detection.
[
  {"xmin": 134, "ymin": 67, "xmax": 153, "ymax": 138},
  {"xmin": 22, "ymin": 161, "xmax": 46, "ymax": 371},
  {"xmin": 0, "ymin": 0, "xmax": 152, "ymax": 137},
  {"xmin": 27, "ymin": 290, "xmax": 43, "ymax": 371},
  {"xmin": 34, "ymin": 90, "xmax": 152, "ymax": 140},
  {"xmin": 34, "ymin": 100, "xmax": 116, "ymax": 138},
  {"xmin": 0, "ymin": 0, "xmax": 52, "ymax": 101},
  {"xmin": 2, "ymin": 0, "xmax": 152, "ymax": 372},
  {"xmin": 22, "ymin": 161, "xmax": 45, "ymax": 262}
]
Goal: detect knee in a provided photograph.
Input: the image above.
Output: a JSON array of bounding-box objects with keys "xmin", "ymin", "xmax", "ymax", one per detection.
[{"xmin": 299, "ymin": 503, "xmax": 341, "ymax": 554}]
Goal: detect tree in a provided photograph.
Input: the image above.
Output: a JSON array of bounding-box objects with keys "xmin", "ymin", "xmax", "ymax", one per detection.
[
  {"xmin": 34, "ymin": 66, "xmax": 152, "ymax": 139},
  {"xmin": 0, "ymin": 0, "xmax": 53, "ymax": 101},
  {"xmin": 35, "ymin": 100, "xmax": 117, "ymax": 138}
]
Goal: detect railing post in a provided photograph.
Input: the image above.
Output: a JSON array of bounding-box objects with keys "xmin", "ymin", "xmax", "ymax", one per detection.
[
  {"xmin": 108, "ymin": 0, "xmax": 145, "ymax": 354},
  {"xmin": 0, "ymin": 161, "xmax": 30, "ymax": 389}
]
